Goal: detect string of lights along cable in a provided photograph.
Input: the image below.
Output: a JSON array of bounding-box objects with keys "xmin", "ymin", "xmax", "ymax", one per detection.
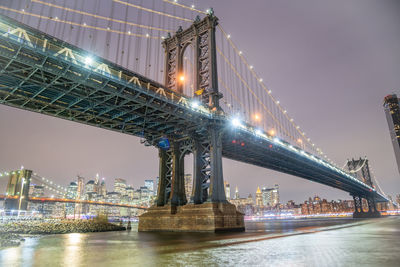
[{"xmin": 0, "ymin": 0, "xmax": 388, "ymax": 198}]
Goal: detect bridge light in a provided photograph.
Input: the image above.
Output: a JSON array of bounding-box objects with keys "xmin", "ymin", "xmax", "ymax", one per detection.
[
  {"xmin": 227, "ymin": 34, "xmax": 231, "ymax": 39},
  {"xmin": 255, "ymin": 129, "xmax": 262, "ymax": 135},
  {"xmin": 191, "ymin": 5, "xmax": 195, "ymax": 9},
  {"xmin": 239, "ymin": 51, "xmax": 242, "ymax": 55},
  {"xmin": 253, "ymin": 113, "xmax": 261, "ymax": 121},
  {"xmin": 268, "ymin": 129, "xmax": 276, "ymax": 136},
  {"xmin": 273, "ymin": 137, "xmax": 280, "ymax": 143},
  {"xmin": 250, "ymin": 65, "xmax": 254, "ymax": 69},
  {"xmin": 85, "ymin": 56, "xmax": 93, "ymax": 66},
  {"xmin": 179, "ymin": 75, "xmax": 185, "ymax": 82},
  {"xmin": 191, "ymin": 100, "xmax": 200, "ymax": 109},
  {"xmin": 231, "ymin": 117, "xmax": 242, "ymax": 127}
]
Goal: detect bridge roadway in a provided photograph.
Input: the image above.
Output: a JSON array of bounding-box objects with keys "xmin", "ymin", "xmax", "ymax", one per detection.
[
  {"xmin": 0, "ymin": 195, "xmax": 147, "ymax": 210},
  {"xmin": 0, "ymin": 15, "xmax": 387, "ymax": 202}
]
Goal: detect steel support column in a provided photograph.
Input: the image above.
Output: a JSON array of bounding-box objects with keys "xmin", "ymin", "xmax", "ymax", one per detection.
[
  {"xmin": 192, "ymin": 139, "xmax": 204, "ymax": 204},
  {"xmin": 208, "ymin": 127, "xmax": 226, "ymax": 202},
  {"xmin": 170, "ymin": 142, "xmax": 187, "ymax": 206},
  {"xmin": 156, "ymin": 149, "xmax": 173, "ymax": 206},
  {"xmin": 353, "ymin": 195, "xmax": 363, "ymax": 214}
]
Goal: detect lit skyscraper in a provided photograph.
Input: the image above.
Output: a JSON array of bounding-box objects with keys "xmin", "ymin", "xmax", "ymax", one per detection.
[
  {"xmin": 224, "ymin": 181, "xmax": 231, "ymax": 200},
  {"xmin": 66, "ymin": 182, "xmax": 78, "ymax": 199},
  {"xmin": 114, "ymin": 178, "xmax": 127, "ymax": 196},
  {"xmin": 184, "ymin": 174, "xmax": 193, "ymax": 201},
  {"xmin": 256, "ymin": 187, "xmax": 263, "ymax": 207},
  {"xmin": 32, "ymin": 185, "xmax": 44, "ymax": 198},
  {"xmin": 76, "ymin": 175, "xmax": 85, "ymax": 200},
  {"xmin": 234, "ymin": 186, "xmax": 240, "ymax": 199},
  {"xmin": 100, "ymin": 178, "xmax": 107, "ymax": 197},
  {"xmin": 145, "ymin": 179, "xmax": 154, "ymax": 195},
  {"xmin": 261, "ymin": 184, "xmax": 280, "ymax": 207},
  {"xmin": 384, "ymin": 94, "xmax": 400, "ymax": 174}
]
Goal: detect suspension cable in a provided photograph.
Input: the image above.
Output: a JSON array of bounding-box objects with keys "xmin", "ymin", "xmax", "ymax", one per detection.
[
  {"xmin": 31, "ymin": 0, "xmax": 171, "ymax": 32},
  {"xmin": 113, "ymin": 0, "xmax": 192, "ymax": 22},
  {"xmin": 0, "ymin": 6, "xmax": 160, "ymax": 39}
]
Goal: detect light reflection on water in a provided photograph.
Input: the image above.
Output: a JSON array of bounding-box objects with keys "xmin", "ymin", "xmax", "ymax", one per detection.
[{"xmin": 1, "ymin": 217, "xmax": 400, "ymax": 267}]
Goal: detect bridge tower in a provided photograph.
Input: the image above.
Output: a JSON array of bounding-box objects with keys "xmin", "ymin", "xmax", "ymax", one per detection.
[
  {"xmin": 347, "ymin": 158, "xmax": 381, "ymax": 218},
  {"xmin": 139, "ymin": 11, "xmax": 244, "ymax": 232},
  {"xmin": 4, "ymin": 169, "xmax": 32, "ymax": 211}
]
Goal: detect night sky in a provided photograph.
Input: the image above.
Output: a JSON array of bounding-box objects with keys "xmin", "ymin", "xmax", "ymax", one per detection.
[{"xmin": 1, "ymin": 0, "xmax": 400, "ymax": 203}]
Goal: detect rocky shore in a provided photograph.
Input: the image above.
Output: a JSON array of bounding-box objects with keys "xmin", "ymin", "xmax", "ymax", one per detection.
[{"xmin": 0, "ymin": 219, "xmax": 125, "ymax": 249}]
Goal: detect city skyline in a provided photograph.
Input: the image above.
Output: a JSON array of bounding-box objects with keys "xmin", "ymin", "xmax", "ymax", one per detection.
[{"xmin": 1, "ymin": 0, "xmax": 400, "ymax": 203}]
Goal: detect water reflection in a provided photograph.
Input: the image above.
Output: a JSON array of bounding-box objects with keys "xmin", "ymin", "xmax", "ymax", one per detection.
[
  {"xmin": 63, "ymin": 233, "xmax": 83, "ymax": 266},
  {"xmin": 1, "ymin": 245, "xmax": 21, "ymax": 266},
  {"xmin": 1, "ymin": 217, "xmax": 399, "ymax": 266}
]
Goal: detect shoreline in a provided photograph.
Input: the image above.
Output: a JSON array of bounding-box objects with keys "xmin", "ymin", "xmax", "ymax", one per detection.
[{"xmin": 0, "ymin": 219, "xmax": 126, "ymax": 249}]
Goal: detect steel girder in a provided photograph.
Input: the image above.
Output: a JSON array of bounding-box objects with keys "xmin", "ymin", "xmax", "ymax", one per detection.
[
  {"xmin": 222, "ymin": 129, "xmax": 387, "ymax": 202},
  {"xmin": 0, "ymin": 33, "xmax": 212, "ymax": 144}
]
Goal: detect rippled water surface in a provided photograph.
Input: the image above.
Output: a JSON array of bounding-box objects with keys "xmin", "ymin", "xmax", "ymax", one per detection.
[{"xmin": 1, "ymin": 217, "xmax": 400, "ymax": 266}]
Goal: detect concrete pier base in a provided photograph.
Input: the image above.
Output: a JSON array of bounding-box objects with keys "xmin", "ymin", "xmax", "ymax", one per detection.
[{"xmin": 138, "ymin": 202, "xmax": 244, "ymax": 232}]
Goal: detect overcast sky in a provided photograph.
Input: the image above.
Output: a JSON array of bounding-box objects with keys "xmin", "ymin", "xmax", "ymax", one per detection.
[{"xmin": 1, "ymin": 0, "xmax": 399, "ymax": 203}]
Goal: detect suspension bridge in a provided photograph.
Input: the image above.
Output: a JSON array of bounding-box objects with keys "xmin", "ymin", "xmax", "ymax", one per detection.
[
  {"xmin": 0, "ymin": 169, "xmax": 148, "ymax": 210},
  {"xmin": 0, "ymin": 0, "xmax": 392, "ymax": 231}
]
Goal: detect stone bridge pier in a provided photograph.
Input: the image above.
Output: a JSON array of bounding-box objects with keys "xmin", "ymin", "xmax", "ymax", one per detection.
[{"xmin": 138, "ymin": 127, "xmax": 244, "ymax": 232}]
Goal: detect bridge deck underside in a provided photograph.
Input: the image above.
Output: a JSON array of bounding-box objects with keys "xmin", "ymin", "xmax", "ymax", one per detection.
[
  {"xmin": 0, "ymin": 16, "xmax": 211, "ymax": 144},
  {"xmin": 0, "ymin": 15, "xmax": 387, "ymax": 203},
  {"xmin": 223, "ymin": 130, "xmax": 387, "ymax": 202}
]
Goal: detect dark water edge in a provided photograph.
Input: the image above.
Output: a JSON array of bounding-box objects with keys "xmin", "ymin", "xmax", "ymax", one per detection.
[{"xmin": 1, "ymin": 217, "xmax": 400, "ymax": 267}]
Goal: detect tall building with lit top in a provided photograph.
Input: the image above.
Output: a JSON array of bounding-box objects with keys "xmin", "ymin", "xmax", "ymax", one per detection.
[
  {"xmin": 184, "ymin": 174, "xmax": 193, "ymax": 201},
  {"xmin": 224, "ymin": 181, "xmax": 231, "ymax": 200},
  {"xmin": 234, "ymin": 186, "xmax": 240, "ymax": 199},
  {"xmin": 256, "ymin": 187, "xmax": 263, "ymax": 207},
  {"xmin": 384, "ymin": 94, "xmax": 400, "ymax": 174}
]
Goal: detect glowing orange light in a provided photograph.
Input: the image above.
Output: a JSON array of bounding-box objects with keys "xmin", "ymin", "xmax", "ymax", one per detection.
[
  {"xmin": 268, "ymin": 129, "xmax": 276, "ymax": 136},
  {"xmin": 179, "ymin": 75, "xmax": 185, "ymax": 82},
  {"xmin": 297, "ymin": 138, "xmax": 303, "ymax": 144},
  {"xmin": 254, "ymin": 113, "xmax": 261, "ymax": 121}
]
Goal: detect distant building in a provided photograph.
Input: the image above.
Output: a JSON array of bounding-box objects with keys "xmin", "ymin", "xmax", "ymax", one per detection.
[
  {"xmin": 106, "ymin": 192, "xmax": 121, "ymax": 203},
  {"xmin": 66, "ymin": 182, "xmax": 78, "ymax": 199},
  {"xmin": 85, "ymin": 180, "xmax": 96, "ymax": 194},
  {"xmin": 145, "ymin": 179, "xmax": 154, "ymax": 195},
  {"xmin": 224, "ymin": 181, "xmax": 231, "ymax": 200},
  {"xmin": 155, "ymin": 177, "xmax": 159, "ymax": 194},
  {"xmin": 139, "ymin": 186, "xmax": 150, "ymax": 200},
  {"xmin": 384, "ymin": 94, "xmax": 400, "ymax": 173},
  {"xmin": 76, "ymin": 175, "xmax": 85, "ymax": 200},
  {"xmin": 126, "ymin": 187, "xmax": 135, "ymax": 199},
  {"xmin": 255, "ymin": 187, "xmax": 263, "ymax": 207},
  {"xmin": 114, "ymin": 178, "xmax": 127, "ymax": 196},
  {"xmin": 100, "ymin": 179, "xmax": 107, "ymax": 197},
  {"xmin": 32, "ymin": 185, "xmax": 44, "ymax": 198},
  {"xmin": 184, "ymin": 174, "xmax": 193, "ymax": 201},
  {"xmin": 234, "ymin": 186, "xmax": 239, "ymax": 199},
  {"xmin": 261, "ymin": 184, "xmax": 279, "ymax": 207}
]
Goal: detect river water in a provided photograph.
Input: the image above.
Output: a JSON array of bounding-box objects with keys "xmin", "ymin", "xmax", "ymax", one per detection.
[{"xmin": 1, "ymin": 217, "xmax": 400, "ymax": 267}]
